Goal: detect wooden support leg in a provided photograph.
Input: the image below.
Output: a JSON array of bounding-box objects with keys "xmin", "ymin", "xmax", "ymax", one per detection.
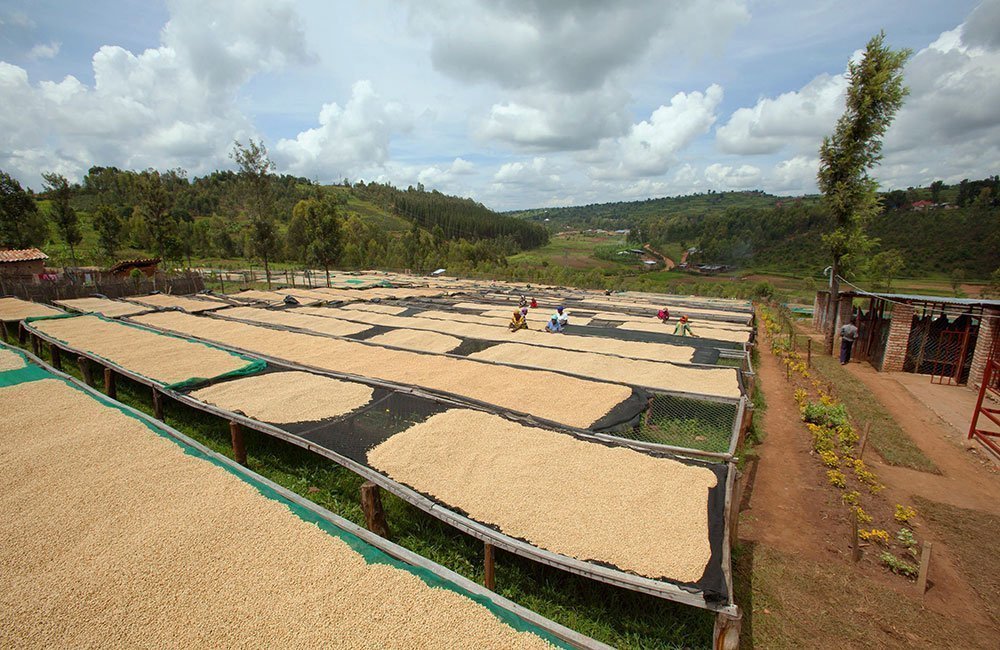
[
  {"xmin": 859, "ymin": 421, "xmax": 872, "ymax": 458},
  {"xmin": 360, "ymin": 481, "xmax": 390, "ymax": 538},
  {"xmin": 104, "ymin": 367, "xmax": 116, "ymax": 399},
  {"xmin": 713, "ymin": 610, "xmax": 742, "ymax": 650},
  {"xmin": 229, "ymin": 420, "xmax": 248, "ymax": 466},
  {"xmin": 152, "ymin": 388, "xmax": 164, "ymax": 420},
  {"xmin": 30, "ymin": 333, "xmax": 40, "ymax": 357},
  {"xmin": 50, "ymin": 344, "xmax": 61, "ymax": 370},
  {"xmin": 484, "ymin": 542, "xmax": 496, "ymax": 590},
  {"xmin": 18, "ymin": 322, "xmax": 27, "ymax": 345},
  {"xmin": 729, "ymin": 469, "xmax": 744, "ymax": 549},
  {"xmin": 78, "ymin": 356, "xmax": 94, "ymax": 387},
  {"xmin": 0, "ymin": 320, "xmax": 8, "ymax": 343}
]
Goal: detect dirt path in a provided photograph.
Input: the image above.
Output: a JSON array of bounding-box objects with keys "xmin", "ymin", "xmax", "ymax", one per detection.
[
  {"xmin": 742, "ymin": 335, "xmax": 845, "ymax": 560},
  {"xmin": 843, "ymin": 362, "xmax": 1000, "ymax": 515}
]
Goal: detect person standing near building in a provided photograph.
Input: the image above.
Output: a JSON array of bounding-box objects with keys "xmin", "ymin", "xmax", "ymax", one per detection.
[{"xmin": 839, "ymin": 318, "xmax": 859, "ymax": 364}]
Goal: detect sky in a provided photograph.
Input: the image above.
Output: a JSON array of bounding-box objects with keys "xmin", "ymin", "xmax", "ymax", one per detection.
[{"xmin": 1, "ymin": 0, "xmax": 999, "ymax": 211}]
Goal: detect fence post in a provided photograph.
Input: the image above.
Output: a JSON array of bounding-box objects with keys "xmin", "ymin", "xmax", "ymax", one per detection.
[
  {"xmin": 859, "ymin": 421, "xmax": 872, "ymax": 457},
  {"xmin": 78, "ymin": 356, "xmax": 94, "ymax": 387},
  {"xmin": 104, "ymin": 367, "xmax": 116, "ymax": 399},
  {"xmin": 807, "ymin": 339, "xmax": 812, "ymax": 368},
  {"xmin": 917, "ymin": 542, "xmax": 933, "ymax": 594}
]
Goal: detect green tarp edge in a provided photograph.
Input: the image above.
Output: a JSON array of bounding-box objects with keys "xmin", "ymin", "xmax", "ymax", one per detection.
[
  {"xmin": 0, "ymin": 341, "xmax": 569, "ymax": 648},
  {"xmin": 24, "ymin": 312, "xmax": 266, "ymax": 389}
]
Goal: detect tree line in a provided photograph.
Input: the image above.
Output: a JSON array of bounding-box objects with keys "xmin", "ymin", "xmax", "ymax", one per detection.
[{"xmin": 0, "ymin": 141, "xmax": 548, "ymax": 281}]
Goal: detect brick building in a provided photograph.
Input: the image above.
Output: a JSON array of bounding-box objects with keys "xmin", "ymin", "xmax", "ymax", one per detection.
[
  {"xmin": 814, "ymin": 290, "xmax": 1000, "ymax": 387},
  {"xmin": 0, "ymin": 248, "xmax": 48, "ymax": 277}
]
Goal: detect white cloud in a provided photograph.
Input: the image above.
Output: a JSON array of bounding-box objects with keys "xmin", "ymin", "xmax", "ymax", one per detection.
[
  {"xmin": 274, "ymin": 80, "xmax": 411, "ymax": 180},
  {"xmin": 704, "ymin": 162, "xmax": 761, "ymax": 188},
  {"xmin": 415, "ymin": 157, "xmax": 476, "ymax": 188},
  {"xmin": 715, "ymin": 73, "xmax": 846, "ymax": 155},
  {"xmin": 766, "ymin": 155, "xmax": 819, "ymax": 193},
  {"xmin": 27, "ymin": 41, "xmax": 60, "ymax": 60},
  {"xmin": 408, "ymin": 0, "xmax": 747, "ymax": 150},
  {"xmin": 0, "ymin": 0, "xmax": 311, "ymax": 185},
  {"xmin": 588, "ymin": 84, "xmax": 723, "ymax": 179}
]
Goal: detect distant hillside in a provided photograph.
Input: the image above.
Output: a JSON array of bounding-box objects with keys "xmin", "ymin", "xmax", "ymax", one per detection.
[{"xmin": 510, "ymin": 178, "xmax": 1000, "ymax": 278}]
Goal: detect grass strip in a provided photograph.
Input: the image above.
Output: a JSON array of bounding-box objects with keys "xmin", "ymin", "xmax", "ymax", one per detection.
[{"xmin": 808, "ymin": 353, "xmax": 938, "ymax": 473}]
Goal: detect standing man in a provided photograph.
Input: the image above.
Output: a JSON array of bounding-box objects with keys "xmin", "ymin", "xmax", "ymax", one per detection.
[{"xmin": 839, "ymin": 317, "xmax": 859, "ymax": 365}]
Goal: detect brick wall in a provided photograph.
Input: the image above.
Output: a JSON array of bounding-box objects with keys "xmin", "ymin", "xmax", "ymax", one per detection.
[
  {"xmin": 969, "ymin": 308, "xmax": 1000, "ymax": 388},
  {"xmin": 836, "ymin": 297, "xmax": 854, "ymax": 331},
  {"xmin": 880, "ymin": 303, "xmax": 915, "ymax": 373}
]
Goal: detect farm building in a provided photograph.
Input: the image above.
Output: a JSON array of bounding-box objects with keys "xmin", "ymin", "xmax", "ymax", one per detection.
[
  {"xmin": 813, "ymin": 289, "xmax": 1000, "ymax": 387},
  {"xmin": 109, "ymin": 257, "xmax": 161, "ymax": 278},
  {"xmin": 0, "ymin": 248, "xmax": 48, "ymax": 277}
]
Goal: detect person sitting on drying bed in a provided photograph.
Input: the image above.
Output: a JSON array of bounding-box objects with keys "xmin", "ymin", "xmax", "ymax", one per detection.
[{"xmin": 509, "ymin": 309, "xmax": 528, "ymax": 332}]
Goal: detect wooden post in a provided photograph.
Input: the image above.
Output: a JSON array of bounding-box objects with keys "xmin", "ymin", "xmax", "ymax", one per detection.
[
  {"xmin": 0, "ymin": 320, "xmax": 8, "ymax": 343},
  {"xmin": 152, "ymin": 388, "xmax": 164, "ymax": 420},
  {"xmin": 852, "ymin": 509, "xmax": 862, "ymax": 563},
  {"xmin": 729, "ymin": 469, "xmax": 744, "ymax": 549},
  {"xmin": 104, "ymin": 367, "xmax": 116, "ymax": 399},
  {"xmin": 917, "ymin": 542, "xmax": 933, "ymax": 594},
  {"xmin": 18, "ymin": 322, "xmax": 27, "ymax": 345},
  {"xmin": 229, "ymin": 420, "xmax": 248, "ymax": 466},
  {"xmin": 78, "ymin": 356, "xmax": 94, "ymax": 387},
  {"xmin": 859, "ymin": 422, "xmax": 872, "ymax": 457},
  {"xmin": 807, "ymin": 338, "xmax": 812, "ymax": 368},
  {"xmin": 713, "ymin": 611, "xmax": 742, "ymax": 650},
  {"xmin": 484, "ymin": 542, "xmax": 496, "ymax": 590},
  {"xmin": 360, "ymin": 481, "xmax": 390, "ymax": 538},
  {"xmin": 30, "ymin": 333, "xmax": 40, "ymax": 357},
  {"xmin": 50, "ymin": 344, "xmax": 61, "ymax": 370}
]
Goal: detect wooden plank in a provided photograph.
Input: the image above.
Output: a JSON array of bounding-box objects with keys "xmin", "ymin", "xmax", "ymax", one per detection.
[
  {"xmin": 360, "ymin": 481, "xmax": 390, "ymax": 539},
  {"xmin": 859, "ymin": 421, "xmax": 872, "ymax": 458}
]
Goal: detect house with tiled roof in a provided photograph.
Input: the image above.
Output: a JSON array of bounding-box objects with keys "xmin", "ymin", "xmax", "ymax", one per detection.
[{"xmin": 0, "ymin": 248, "xmax": 48, "ymax": 276}]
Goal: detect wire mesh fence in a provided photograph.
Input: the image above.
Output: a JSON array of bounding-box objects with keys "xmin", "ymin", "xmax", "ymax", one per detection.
[{"xmin": 600, "ymin": 392, "xmax": 741, "ymax": 457}]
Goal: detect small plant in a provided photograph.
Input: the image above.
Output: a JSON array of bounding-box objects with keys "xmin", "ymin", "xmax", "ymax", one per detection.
[
  {"xmin": 841, "ymin": 490, "xmax": 860, "ymax": 506},
  {"xmin": 894, "ymin": 504, "xmax": 917, "ymax": 524},
  {"xmin": 827, "ymin": 469, "xmax": 846, "ymax": 489},
  {"xmin": 837, "ymin": 424, "xmax": 859, "ymax": 450},
  {"xmin": 860, "ymin": 529, "xmax": 890, "ymax": 545},
  {"xmin": 819, "ymin": 450, "xmax": 840, "ymax": 468},
  {"xmin": 852, "ymin": 505, "xmax": 873, "ymax": 525},
  {"xmin": 880, "ymin": 551, "xmax": 918, "ymax": 578},
  {"xmin": 897, "ymin": 527, "xmax": 917, "ymax": 548},
  {"xmin": 802, "ymin": 401, "xmax": 849, "ymax": 428},
  {"xmin": 793, "ymin": 388, "xmax": 808, "ymax": 406}
]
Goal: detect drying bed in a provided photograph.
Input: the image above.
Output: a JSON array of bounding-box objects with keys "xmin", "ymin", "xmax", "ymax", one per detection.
[
  {"xmin": 28, "ymin": 314, "xmax": 261, "ymax": 388},
  {"xmin": 364, "ymin": 328, "xmax": 462, "ymax": 354},
  {"xmin": 124, "ymin": 293, "xmax": 225, "ymax": 313},
  {"xmin": 616, "ymin": 320, "xmax": 751, "ymax": 344},
  {"xmin": 190, "ymin": 371, "xmax": 375, "ymax": 424},
  {"xmin": 132, "ymin": 311, "xmax": 641, "ymax": 430},
  {"xmin": 0, "ymin": 297, "xmax": 63, "ymax": 321},
  {"xmin": 295, "ymin": 307, "xmax": 702, "ymax": 363},
  {"xmin": 368, "ymin": 409, "xmax": 724, "ymax": 585},
  {"xmin": 54, "ymin": 297, "xmax": 150, "ymax": 317},
  {"xmin": 228, "ymin": 289, "xmax": 322, "ymax": 306},
  {"xmin": 162, "ymin": 365, "xmax": 732, "ymax": 607},
  {"xmin": 468, "ymin": 343, "xmax": 741, "ymax": 399},
  {"xmin": 215, "ymin": 306, "xmax": 373, "ymax": 338},
  {"xmin": 343, "ymin": 303, "xmax": 409, "ymax": 315},
  {"xmin": 0, "ymin": 354, "xmax": 572, "ymax": 649},
  {"xmin": 0, "ymin": 347, "xmax": 25, "ymax": 371}
]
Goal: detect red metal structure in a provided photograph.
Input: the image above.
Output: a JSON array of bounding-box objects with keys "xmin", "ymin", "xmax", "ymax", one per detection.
[{"xmin": 968, "ymin": 335, "xmax": 1000, "ymax": 456}]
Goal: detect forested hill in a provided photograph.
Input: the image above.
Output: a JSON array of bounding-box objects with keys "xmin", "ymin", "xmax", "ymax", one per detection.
[
  {"xmin": 508, "ymin": 190, "xmax": 790, "ymax": 231},
  {"xmin": 511, "ymin": 178, "xmax": 1000, "ymax": 278},
  {"xmin": 9, "ymin": 165, "xmax": 548, "ymax": 269}
]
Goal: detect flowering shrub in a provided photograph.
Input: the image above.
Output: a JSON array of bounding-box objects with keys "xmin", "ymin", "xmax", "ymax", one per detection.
[
  {"xmin": 860, "ymin": 529, "xmax": 890, "ymax": 545},
  {"xmin": 827, "ymin": 469, "xmax": 847, "ymax": 488},
  {"xmin": 894, "ymin": 504, "xmax": 917, "ymax": 524}
]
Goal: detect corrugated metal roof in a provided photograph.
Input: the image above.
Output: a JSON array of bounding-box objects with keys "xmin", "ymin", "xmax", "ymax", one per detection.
[
  {"xmin": 0, "ymin": 248, "xmax": 48, "ymax": 263},
  {"xmin": 850, "ymin": 290, "xmax": 1000, "ymax": 308}
]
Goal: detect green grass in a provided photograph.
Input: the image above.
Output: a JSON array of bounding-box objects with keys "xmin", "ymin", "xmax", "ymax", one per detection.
[
  {"xmin": 508, "ymin": 234, "xmax": 634, "ymax": 270},
  {"xmin": 633, "ymin": 395, "xmax": 737, "ymax": 453},
  {"xmin": 808, "ymin": 353, "xmax": 939, "ymax": 473},
  {"xmin": 15, "ymin": 338, "xmax": 719, "ymax": 649}
]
